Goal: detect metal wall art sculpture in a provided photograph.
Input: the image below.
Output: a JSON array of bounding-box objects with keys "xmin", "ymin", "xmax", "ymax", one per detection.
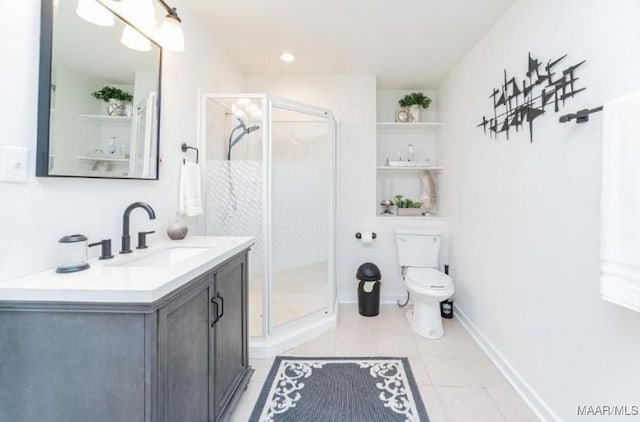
[{"xmin": 478, "ymin": 53, "xmax": 586, "ymax": 142}]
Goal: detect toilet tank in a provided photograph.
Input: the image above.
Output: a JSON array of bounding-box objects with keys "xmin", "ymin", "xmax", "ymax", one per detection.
[{"xmin": 395, "ymin": 229, "xmax": 441, "ymax": 268}]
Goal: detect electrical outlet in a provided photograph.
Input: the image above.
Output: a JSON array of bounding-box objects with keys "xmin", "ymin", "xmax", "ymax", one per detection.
[{"xmin": 0, "ymin": 146, "xmax": 28, "ymax": 183}]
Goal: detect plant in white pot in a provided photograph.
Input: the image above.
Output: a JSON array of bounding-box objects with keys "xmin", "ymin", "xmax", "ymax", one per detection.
[
  {"xmin": 398, "ymin": 92, "xmax": 432, "ymax": 123},
  {"xmin": 394, "ymin": 194, "xmax": 424, "ymax": 216},
  {"xmin": 92, "ymin": 86, "xmax": 134, "ymax": 117}
]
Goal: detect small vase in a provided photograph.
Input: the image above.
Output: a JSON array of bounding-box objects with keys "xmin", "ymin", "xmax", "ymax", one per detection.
[
  {"xmin": 167, "ymin": 219, "xmax": 188, "ymax": 240},
  {"xmin": 107, "ymin": 99, "xmax": 126, "ymax": 116},
  {"xmin": 408, "ymin": 105, "xmax": 421, "ymax": 123}
]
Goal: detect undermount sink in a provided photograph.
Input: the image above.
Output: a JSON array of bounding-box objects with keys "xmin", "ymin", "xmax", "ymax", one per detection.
[{"xmin": 116, "ymin": 247, "xmax": 210, "ymax": 268}]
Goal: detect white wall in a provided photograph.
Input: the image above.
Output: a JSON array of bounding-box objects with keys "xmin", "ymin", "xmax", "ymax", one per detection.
[
  {"xmin": 51, "ymin": 65, "xmax": 105, "ymax": 175},
  {"xmin": 245, "ymin": 75, "xmax": 449, "ymax": 303},
  {"xmin": 438, "ymin": 0, "xmax": 640, "ymax": 420},
  {"xmin": 0, "ymin": 0, "xmax": 244, "ymax": 282}
]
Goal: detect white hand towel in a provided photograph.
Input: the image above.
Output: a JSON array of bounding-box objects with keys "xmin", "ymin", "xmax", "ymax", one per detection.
[
  {"xmin": 600, "ymin": 90, "xmax": 640, "ymax": 312},
  {"xmin": 179, "ymin": 161, "xmax": 203, "ymax": 217}
]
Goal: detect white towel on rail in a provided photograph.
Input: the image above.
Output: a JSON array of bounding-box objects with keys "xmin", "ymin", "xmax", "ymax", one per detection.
[
  {"xmin": 179, "ymin": 161, "xmax": 203, "ymax": 217},
  {"xmin": 600, "ymin": 90, "xmax": 640, "ymax": 312}
]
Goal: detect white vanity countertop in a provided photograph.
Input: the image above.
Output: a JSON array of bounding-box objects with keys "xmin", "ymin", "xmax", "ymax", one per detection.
[{"xmin": 0, "ymin": 236, "xmax": 254, "ymax": 304}]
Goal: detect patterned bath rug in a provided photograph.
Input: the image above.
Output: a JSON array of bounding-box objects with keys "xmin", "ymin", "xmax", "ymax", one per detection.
[{"xmin": 249, "ymin": 356, "xmax": 429, "ymax": 422}]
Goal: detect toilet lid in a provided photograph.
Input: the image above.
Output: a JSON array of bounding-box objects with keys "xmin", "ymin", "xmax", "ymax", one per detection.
[{"xmin": 406, "ymin": 268, "xmax": 452, "ymax": 289}]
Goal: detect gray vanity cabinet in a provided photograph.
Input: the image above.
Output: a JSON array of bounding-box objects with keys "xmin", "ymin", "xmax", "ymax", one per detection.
[
  {"xmin": 157, "ymin": 276, "xmax": 213, "ymax": 422},
  {"xmin": 157, "ymin": 253, "xmax": 250, "ymax": 422},
  {"xmin": 213, "ymin": 258, "xmax": 249, "ymax": 420},
  {"xmin": 0, "ymin": 249, "xmax": 252, "ymax": 422}
]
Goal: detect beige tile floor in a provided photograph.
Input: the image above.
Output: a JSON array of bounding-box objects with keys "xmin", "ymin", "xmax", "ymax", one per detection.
[{"xmin": 231, "ymin": 304, "xmax": 539, "ymax": 422}]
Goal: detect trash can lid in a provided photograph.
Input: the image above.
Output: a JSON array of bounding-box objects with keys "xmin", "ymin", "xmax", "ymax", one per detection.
[{"xmin": 356, "ymin": 262, "xmax": 381, "ymax": 281}]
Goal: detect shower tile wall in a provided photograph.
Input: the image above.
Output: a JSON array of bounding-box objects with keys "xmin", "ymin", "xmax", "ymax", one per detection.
[{"xmin": 205, "ymin": 160, "xmax": 264, "ymax": 275}]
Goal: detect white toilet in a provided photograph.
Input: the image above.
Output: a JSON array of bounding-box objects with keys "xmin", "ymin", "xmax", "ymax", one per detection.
[{"xmin": 395, "ymin": 229, "xmax": 454, "ymax": 339}]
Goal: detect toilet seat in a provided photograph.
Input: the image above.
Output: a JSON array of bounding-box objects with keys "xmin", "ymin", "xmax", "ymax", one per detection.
[{"xmin": 406, "ymin": 267, "xmax": 453, "ymax": 294}]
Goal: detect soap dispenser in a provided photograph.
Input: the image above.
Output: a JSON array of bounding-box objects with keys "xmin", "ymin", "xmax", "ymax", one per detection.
[{"xmin": 56, "ymin": 234, "xmax": 90, "ymax": 273}]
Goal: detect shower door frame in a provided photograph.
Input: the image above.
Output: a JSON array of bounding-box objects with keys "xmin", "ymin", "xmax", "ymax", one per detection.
[
  {"xmin": 198, "ymin": 93, "xmax": 337, "ymax": 343},
  {"xmin": 266, "ymin": 97, "xmax": 337, "ymax": 339}
]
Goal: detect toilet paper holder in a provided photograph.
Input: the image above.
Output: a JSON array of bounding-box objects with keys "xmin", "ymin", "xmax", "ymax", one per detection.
[{"xmin": 355, "ymin": 232, "xmax": 377, "ymax": 240}]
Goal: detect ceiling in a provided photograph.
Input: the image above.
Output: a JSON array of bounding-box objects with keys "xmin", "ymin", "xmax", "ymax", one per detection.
[{"xmin": 186, "ymin": 0, "xmax": 515, "ymax": 88}]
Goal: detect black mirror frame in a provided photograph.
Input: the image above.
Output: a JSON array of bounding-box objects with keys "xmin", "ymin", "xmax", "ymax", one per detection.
[{"xmin": 36, "ymin": 0, "xmax": 163, "ymax": 180}]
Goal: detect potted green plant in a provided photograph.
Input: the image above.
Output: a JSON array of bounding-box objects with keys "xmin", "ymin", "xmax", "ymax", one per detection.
[
  {"xmin": 91, "ymin": 86, "xmax": 134, "ymax": 117},
  {"xmin": 394, "ymin": 194, "xmax": 424, "ymax": 216},
  {"xmin": 398, "ymin": 92, "xmax": 432, "ymax": 123}
]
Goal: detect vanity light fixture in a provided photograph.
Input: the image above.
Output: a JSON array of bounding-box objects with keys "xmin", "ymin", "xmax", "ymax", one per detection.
[
  {"xmin": 121, "ymin": 24, "xmax": 151, "ymax": 52},
  {"xmin": 83, "ymin": 0, "xmax": 185, "ymax": 52},
  {"xmin": 158, "ymin": 1, "xmax": 185, "ymax": 52},
  {"xmin": 76, "ymin": 0, "xmax": 114, "ymax": 26},
  {"xmin": 279, "ymin": 51, "xmax": 295, "ymax": 63},
  {"xmin": 119, "ymin": 0, "xmax": 155, "ymax": 52}
]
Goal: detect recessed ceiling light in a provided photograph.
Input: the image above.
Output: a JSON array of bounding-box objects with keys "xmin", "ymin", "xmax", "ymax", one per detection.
[{"xmin": 279, "ymin": 51, "xmax": 295, "ymax": 63}]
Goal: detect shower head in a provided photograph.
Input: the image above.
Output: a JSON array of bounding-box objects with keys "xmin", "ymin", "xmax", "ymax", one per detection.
[
  {"xmin": 246, "ymin": 125, "xmax": 260, "ymax": 134},
  {"xmin": 227, "ymin": 117, "xmax": 261, "ymax": 160}
]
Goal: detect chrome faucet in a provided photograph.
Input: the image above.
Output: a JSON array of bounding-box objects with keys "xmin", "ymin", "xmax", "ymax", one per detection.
[{"xmin": 121, "ymin": 202, "xmax": 156, "ymax": 254}]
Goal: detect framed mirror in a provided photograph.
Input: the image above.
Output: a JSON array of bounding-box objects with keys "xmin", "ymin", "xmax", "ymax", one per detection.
[{"xmin": 37, "ymin": 0, "xmax": 162, "ymax": 179}]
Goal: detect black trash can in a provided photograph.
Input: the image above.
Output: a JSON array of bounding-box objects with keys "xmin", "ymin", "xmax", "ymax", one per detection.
[
  {"xmin": 356, "ymin": 262, "xmax": 381, "ymax": 317},
  {"xmin": 440, "ymin": 299, "xmax": 454, "ymax": 319},
  {"xmin": 440, "ymin": 265, "xmax": 453, "ymax": 318}
]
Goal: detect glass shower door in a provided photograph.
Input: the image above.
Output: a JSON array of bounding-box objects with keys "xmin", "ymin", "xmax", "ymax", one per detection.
[
  {"xmin": 269, "ymin": 100, "xmax": 335, "ymax": 330},
  {"xmin": 202, "ymin": 95, "xmax": 267, "ymax": 338}
]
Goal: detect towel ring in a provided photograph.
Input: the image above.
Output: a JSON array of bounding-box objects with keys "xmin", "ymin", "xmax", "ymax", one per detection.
[{"xmin": 181, "ymin": 143, "xmax": 199, "ymax": 164}]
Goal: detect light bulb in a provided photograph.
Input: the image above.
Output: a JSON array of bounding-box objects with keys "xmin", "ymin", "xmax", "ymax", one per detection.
[
  {"xmin": 279, "ymin": 51, "xmax": 295, "ymax": 63},
  {"xmin": 76, "ymin": 0, "xmax": 114, "ymax": 27}
]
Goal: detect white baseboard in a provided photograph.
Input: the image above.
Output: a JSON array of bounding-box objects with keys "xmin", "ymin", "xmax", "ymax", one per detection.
[{"xmin": 454, "ymin": 304, "xmax": 561, "ymax": 422}]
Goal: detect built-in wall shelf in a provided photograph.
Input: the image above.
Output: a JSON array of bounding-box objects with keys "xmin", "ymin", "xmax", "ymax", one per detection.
[
  {"xmin": 377, "ymin": 122, "xmax": 444, "ymax": 133},
  {"xmin": 375, "ymin": 91, "xmax": 444, "ymax": 218},
  {"xmin": 76, "ymin": 155, "xmax": 129, "ymax": 163},
  {"xmin": 377, "ymin": 215, "xmax": 445, "ymax": 220},
  {"xmin": 79, "ymin": 114, "xmax": 132, "ymax": 125},
  {"xmin": 377, "ymin": 166, "xmax": 443, "ymax": 172}
]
